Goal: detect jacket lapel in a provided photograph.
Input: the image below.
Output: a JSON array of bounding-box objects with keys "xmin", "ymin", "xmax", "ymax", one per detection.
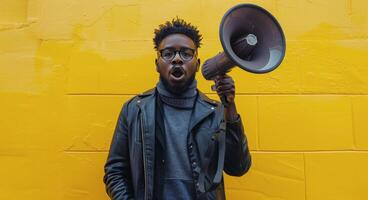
[
  {"xmin": 137, "ymin": 89, "xmax": 156, "ymax": 199},
  {"xmin": 189, "ymin": 91, "xmax": 218, "ymax": 131}
]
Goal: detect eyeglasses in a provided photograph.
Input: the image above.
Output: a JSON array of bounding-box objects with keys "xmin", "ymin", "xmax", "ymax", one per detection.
[{"xmin": 159, "ymin": 47, "xmax": 196, "ymax": 62}]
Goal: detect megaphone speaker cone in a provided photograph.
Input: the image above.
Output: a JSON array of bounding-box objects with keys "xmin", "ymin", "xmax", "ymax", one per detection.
[
  {"xmin": 219, "ymin": 3, "xmax": 286, "ymax": 74},
  {"xmin": 201, "ymin": 4, "xmax": 286, "ymax": 80}
]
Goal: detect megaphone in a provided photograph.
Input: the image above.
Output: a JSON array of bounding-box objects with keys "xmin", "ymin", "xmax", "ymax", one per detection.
[{"xmin": 202, "ymin": 4, "xmax": 286, "ymax": 104}]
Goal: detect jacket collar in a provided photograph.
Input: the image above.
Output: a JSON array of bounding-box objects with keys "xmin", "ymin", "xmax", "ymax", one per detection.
[
  {"xmin": 189, "ymin": 91, "xmax": 219, "ymax": 131},
  {"xmin": 137, "ymin": 88, "xmax": 218, "ymax": 105},
  {"xmin": 137, "ymin": 88, "xmax": 219, "ymax": 131},
  {"xmin": 136, "ymin": 88, "xmax": 156, "ymax": 136}
]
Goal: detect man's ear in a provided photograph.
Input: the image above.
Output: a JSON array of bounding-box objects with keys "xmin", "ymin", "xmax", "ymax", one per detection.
[
  {"xmin": 196, "ymin": 58, "xmax": 201, "ymax": 72},
  {"xmin": 155, "ymin": 59, "xmax": 159, "ymax": 72}
]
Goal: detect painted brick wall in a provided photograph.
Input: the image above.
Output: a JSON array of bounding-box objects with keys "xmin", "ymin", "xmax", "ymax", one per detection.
[{"xmin": 1, "ymin": 0, "xmax": 367, "ymax": 199}]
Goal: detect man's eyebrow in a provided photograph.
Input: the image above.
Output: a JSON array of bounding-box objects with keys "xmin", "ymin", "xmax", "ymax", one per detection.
[{"xmin": 161, "ymin": 44, "xmax": 194, "ymax": 49}]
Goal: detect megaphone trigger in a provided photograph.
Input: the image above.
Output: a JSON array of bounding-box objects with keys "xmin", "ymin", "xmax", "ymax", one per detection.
[
  {"xmin": 211, "ymin": 76, "xmax": 221, "ymax": 91},
  {"xmin": 211, "ymin": 84, "xmax": 217, "ymax": 91}
]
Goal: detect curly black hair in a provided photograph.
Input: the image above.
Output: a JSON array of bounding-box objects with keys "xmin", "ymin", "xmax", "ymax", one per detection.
[{"xmin": 153, "ymin": 17, "xmax": 202, "ymax": 50}]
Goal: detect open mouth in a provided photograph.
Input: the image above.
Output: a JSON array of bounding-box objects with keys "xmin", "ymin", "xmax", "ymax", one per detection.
[{"xmin": 170, "ymin": 67, "xmax": 185, "ymax": 79}]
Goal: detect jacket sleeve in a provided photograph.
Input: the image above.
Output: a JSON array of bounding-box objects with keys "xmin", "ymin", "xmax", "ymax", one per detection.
[
  {"xmin": 103, "ymin": 102, "xmax": 134, "ymax": 200},
  {"xmin": 223, "ymin": 115, "xmax": 252, "ymax": 176}
]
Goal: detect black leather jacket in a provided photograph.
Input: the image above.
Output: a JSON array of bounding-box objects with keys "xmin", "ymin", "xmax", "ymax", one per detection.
[{"xmin": 103, "ymin": 88, "xmax": 251, "ymax": 200}]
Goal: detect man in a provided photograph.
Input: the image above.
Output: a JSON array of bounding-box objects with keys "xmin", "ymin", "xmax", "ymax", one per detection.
[{"xmin": 104, "ymin": 18, "xmax": 251, "ymax": 200}]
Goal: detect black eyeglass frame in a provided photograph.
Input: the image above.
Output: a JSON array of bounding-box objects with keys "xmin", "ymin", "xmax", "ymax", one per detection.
[{"xmin": 158, "ymin": 47, "xmax": 197, "ymax": 62}]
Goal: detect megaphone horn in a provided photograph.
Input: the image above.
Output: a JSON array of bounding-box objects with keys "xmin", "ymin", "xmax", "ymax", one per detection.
[{"xmin": 202, "ymin": 4, "xmax": 286, "ymax": 80}]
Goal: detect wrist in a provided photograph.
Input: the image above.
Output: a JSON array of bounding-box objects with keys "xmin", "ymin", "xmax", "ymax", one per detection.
[
  {"xmin": 224, "ymin": 102, "xmax": 238, "ymax": 122},
  {"xmin": 226, "ymin": 113, "xmax": 240, "ymax": 123}
]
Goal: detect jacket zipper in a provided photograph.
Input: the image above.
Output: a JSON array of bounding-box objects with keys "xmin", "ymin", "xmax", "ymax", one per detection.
[{"xmin": 140, "ymin": 111, "xmax": 148, "ymax": 200}]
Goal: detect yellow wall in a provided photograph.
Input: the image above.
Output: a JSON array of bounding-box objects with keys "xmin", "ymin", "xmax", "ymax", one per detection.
[{"xmin": 1, "ymin": 0, "xmax": 368, "ymax": 199}]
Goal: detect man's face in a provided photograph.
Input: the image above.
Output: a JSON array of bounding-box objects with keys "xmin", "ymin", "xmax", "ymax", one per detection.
[{"xmin": 156, "ymin": 34, "xmax": 200, "ymax": 94}]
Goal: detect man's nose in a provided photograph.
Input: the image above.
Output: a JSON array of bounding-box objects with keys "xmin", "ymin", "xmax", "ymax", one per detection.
[{"xmin": 171, "ymin": 52, "xmax": 183, "ymax": 65}]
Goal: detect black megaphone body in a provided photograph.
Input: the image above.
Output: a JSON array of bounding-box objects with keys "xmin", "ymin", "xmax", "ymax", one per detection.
[{"xmin": 201, "ymin": 4, "xmax": 286, "ymax": 105}]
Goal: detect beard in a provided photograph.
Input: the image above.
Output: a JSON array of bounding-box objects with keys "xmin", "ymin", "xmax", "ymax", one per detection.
[{"xmin": 160, "ymin": 73, "xmax": 196, "ymax": 95}]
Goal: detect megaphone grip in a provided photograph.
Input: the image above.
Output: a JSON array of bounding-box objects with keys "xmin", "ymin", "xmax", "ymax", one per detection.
[
  {"xmin": 211, "ymin": 83, "xmax": 229, "ymax": 107},
  {"xmin": 201, "ymin": 52, "xmax": 235, "ymax": 80},
  {"xmin": 220, "ymin": 96, "xmax": 229, "ymax": 107}
]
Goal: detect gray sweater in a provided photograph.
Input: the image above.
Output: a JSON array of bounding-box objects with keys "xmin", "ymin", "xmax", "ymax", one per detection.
[{"xmin": 156, "ymin": 80, "xmax": 197, "ymax": 200}]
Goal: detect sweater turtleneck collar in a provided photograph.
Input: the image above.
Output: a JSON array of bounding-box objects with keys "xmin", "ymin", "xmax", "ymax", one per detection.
[{"xmin": 156, "ymin": 79, "xmax": 197, "ymax": 109}]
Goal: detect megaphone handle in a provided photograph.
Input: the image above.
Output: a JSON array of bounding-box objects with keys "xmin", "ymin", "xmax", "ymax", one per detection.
[
  {"xmin": 211, "ymin": 74, "xmax": 230, "ymax": 107},
  {"xmin": 212, "ymin": 84, "xmax": 229, "ymax": 106},
  {"xmin": 217, "ymin": 76, "xmax": 230, "ymax": 107},
  {"xmin": 220, "ymin": 95, "xmax": 229, "ymax": 107}
]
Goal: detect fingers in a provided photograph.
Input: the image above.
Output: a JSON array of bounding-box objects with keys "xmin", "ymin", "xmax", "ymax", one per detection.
[
  {"xmin": 217, "ymin": 90, "xmax": 235, "ymax": 96},
  {"xmin": 213, "ymin": 74, "xmax": 236, "ymax": 105},
  {"xmin": 216, "ymin": 83, "xmax": 234, "ymax": 90},
  {"xmin": 215, "ymin": 74, "xmax": 234, "ymax": 85},
  {"xmin": 214, "ymin": 75, "xmax": 235, "ymax": 91},
  {"xmin": 214, "ymin": 74, "xmax": 235, "ymax": 99}
]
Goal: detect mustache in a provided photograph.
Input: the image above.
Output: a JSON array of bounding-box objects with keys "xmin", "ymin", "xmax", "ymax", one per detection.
[{"xmin": 170, "ymin": 65, "xmax": 185, "ymax": 74}]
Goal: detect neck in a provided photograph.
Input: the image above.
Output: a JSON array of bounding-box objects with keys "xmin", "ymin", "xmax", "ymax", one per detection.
[
  {"xmin": 157, "ymin": 78, "xmax": 197, "ymax": 98},
  {"xmin": 156, "ymin": 79, "xmax": 197, "ymax": 109}
]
